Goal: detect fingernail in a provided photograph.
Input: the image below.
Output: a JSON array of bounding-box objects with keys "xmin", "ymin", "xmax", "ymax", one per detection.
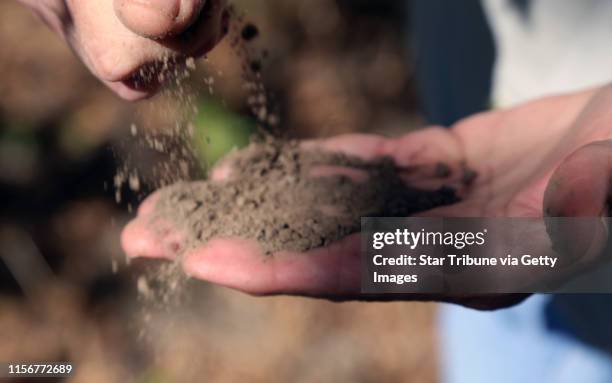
[{"xmin": 115, "ymin": 0, "xmax": 182, "ymax": 38}]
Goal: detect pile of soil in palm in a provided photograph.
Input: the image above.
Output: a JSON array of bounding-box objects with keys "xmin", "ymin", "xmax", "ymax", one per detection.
[{"xmin": 151, "ymin": 137, "xmax": 461, "ymax": 254}]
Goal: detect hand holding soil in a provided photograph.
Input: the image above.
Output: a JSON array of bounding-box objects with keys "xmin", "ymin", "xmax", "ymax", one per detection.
[{"xmin": 123, "ymin": 85, "xmax": 612, "ymax": 308}]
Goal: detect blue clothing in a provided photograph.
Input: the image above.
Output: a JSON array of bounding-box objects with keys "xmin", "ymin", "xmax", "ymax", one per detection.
[{"xmin": 440, "ymin": 296, "xmax": 612, "ymax": 383}]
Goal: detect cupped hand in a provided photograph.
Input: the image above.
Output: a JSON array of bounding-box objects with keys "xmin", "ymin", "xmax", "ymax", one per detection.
[
  {"xmin": 122, "ymin": 85, "xmax": 612, "ymax": 308},
  {"xmin": 19, "ymin": 0, "xmax": 227, "ymax": 100}
]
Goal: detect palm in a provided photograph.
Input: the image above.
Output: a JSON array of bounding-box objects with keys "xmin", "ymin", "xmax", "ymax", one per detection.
[{"xmin": 123, "ymin": 86, "xmax": 612, "ymax": 303}]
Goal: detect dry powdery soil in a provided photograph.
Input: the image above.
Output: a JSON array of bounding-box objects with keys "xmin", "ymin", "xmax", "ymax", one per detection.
[{"xmin": 151, "ymin": 136, "xmax": 460, "ymax": 255}]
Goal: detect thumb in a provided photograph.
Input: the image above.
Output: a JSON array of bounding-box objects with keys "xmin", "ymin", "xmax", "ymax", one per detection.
[
  {"xmin": 114, "ymin": 0, "xmax": 206, "ymax": 38},
  {"xmin": 543, "ymin": 140, "xmax": 612, "ymax": 265}
]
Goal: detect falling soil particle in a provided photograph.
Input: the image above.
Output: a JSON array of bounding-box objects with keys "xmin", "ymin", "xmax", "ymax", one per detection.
[
  {"xmin": 241, "ymin": 23, "xmax": 259, "ymax": 41},
  {"xmin": 250, "ymin": 60, "xmax": 262, "ymax": 73},
  {"xmin": 151, "ymin": 137, "xmax": 460, "ymax": 255}
]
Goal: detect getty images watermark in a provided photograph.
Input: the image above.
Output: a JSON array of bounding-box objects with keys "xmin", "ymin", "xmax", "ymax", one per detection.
[{"xmin": 361, "ymin": 217, "xmax": 612, "ymax": 294}]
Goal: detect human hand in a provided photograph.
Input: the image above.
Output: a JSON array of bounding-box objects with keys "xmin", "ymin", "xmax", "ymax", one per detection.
[
  {"xmin": 122, "ymin": 85, "xmax": 612, "ymax": 309},
  {"xmin": 18, "ymin": 0, "xmax": 228, "ymax": 100}
]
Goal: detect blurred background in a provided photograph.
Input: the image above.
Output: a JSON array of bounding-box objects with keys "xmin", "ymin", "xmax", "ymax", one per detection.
[{"xmin": 0, "ymin": 0, "xmax": 443, "ymax": 381}]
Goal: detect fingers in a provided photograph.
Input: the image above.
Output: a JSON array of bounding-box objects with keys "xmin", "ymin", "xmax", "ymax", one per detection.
[
  {"xmin": 105, "ymin": 78, "xmax": 160, "ymax": 101},
  {"xmin": 137, "ymin": 190, "xmax": 161, "ymax": 215},
  {"xmin": 301, "ymin": 133, "xmax": 390, "ymax": 161},
  {"xmin": 213, "ymin": 129, "xmax": 464, "ymax": 184},
  {"xmin": 63, "ymin": 0, "xmax": 227, "ymax": 100},
  {"xmin": 182, "ymin": 234, "xmax": 362, "ymax": 296},
  {"xmin": 545, "ymin": 140, "xmax": 612, "ymax": 217},
  {"xmin": 124, "ymin": 130, "xmax": 467, "ymax": 298},
  {"xmin": 301, "ymin": 129, "xmax": 468, "ymax": 191},
  {"xmin": 209, "ymin": 160, "xmax": 233, "ymax": 181},
  {"xmin": 148, "ymin": 0, "xmax": 228, "ymax": 56},
  {"xmin": 208, "ymin": 130, "xmax": 466, "ymax": 204},
  {"xmin": 121, "ymin": 217, "xmax": 182, "ymax": 260},
  {"xmin": 114, "ymin": 0, "xmax": 205, "ymax": 39},
  {"xmin": 122, "ymin": 187, "xmax": 363, "ymax": 296},
  {"xmin": 213, "ymin": 129, "xmax": 464, "ymax": 186},
  {"xmin": 303, "ymin": 128, "xmax": 463, "ymax": 167},
  {"xmin": 308, "ymin": 165, "xmax": 369, "ymax": 182},
  {"xmin": 122, "ymin": 191, "xmax": 184, "ymax": 260},
  {"xmin": 543, "ymin": 140, "xmax": 612, "ymax": 263}
]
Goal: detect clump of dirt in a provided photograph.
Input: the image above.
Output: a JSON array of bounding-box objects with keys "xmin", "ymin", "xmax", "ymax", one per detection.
[
  {"xmin": 151, "ymin": 136, "xmax": 459, "ymax": 255},
  {"xmin": 241, "ymin": 23, "xmax": 259, "ymax": 41}
]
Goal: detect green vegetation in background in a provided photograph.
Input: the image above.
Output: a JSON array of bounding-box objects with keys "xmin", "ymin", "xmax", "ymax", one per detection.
[
  {"xmin": 0, "ymin": 120, "xmax": 39, "ymax": 146},
  {"xmin": 135, "ymin": 368, "xmax": 174, "ymax": 383},
  {"xmin": 192, "ymin": 98, "xmax": 255, "ymax": 169},
  {"xmin": 0, "ymin": 121, "xmax": 41, "ymax": 185}
]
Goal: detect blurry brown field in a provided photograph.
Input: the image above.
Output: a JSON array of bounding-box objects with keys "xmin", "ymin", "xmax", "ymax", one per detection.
[{"xmin": 0, "ymin": 1, "xmax": 438, "ymax": 382}]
